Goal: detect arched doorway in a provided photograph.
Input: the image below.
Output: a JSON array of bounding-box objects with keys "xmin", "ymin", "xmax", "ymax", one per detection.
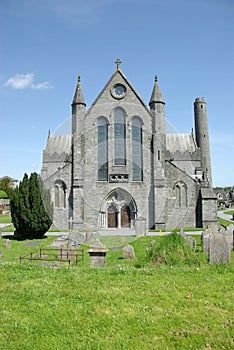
[{"xmin": 101, "ymin": 188, "xmax": 137, "ymax": 229}]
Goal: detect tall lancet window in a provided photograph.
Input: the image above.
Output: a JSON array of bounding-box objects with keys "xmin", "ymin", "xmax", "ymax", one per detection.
[
  {"xmin": 98, "ymin": 117, "xmax": 108, "ymax": 181},
  {"xmin": 175, "ymin": 181, "xmax": 187, "ymax": 207},
  {"xmin": 54, "ymin": 180, "xmax": 66, "ymax": 208},
  {"xmin": 132, "ymin": 117, "xmax": 143, "ymax": 181},
  {"xmin": 114, "ymin": 108, "xmax": 126, "ymax": 165}
]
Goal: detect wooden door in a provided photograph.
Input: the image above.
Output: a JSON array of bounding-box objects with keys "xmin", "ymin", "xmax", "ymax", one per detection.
[
  {"xmin": 108, "ymin": 204, "xmax": 117, "ymax": 228},
  {"xmin": 121, "ymin": 206, "xmax": 131, "ymax": 227}
]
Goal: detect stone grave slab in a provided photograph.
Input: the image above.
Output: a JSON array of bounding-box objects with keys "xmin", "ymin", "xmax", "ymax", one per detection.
[{"xmin": 122, "ymin": 244, "xmax": 135, "ymax": 259}]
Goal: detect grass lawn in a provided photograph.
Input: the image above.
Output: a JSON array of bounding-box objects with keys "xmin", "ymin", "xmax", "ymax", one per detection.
[
  {"xmin": 0, "ymin": 234, "xmax": 233, "ymax": 350},
  {"xmin": 224, "ymin": 210, "xmax": 234, "ymax": 215},
  {"xmin": 0, "ymin": 214, "xmax": 12, "ymax": 223}
]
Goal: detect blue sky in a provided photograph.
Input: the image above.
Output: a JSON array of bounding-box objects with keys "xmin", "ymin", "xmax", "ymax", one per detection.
[{"xmin": 0, "ymin": 0, "xmax": 233, "ymax": 187}]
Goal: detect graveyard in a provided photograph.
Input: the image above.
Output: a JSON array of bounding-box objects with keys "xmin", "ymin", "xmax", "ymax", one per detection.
[{"xmin": 0, "ymin": 224, "xmax": 233, "ymax": 350}]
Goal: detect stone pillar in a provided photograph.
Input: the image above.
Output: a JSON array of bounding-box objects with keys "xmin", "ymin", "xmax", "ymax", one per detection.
[{"xmin": 117, "ymin": 209, "xmax": 121, "ymax": 229}]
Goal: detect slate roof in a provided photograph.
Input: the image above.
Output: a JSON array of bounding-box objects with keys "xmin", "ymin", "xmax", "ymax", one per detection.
[
  {"xmin": 44, "ymin": 135, "xmax": 72, "ymax": 155},
  {"xmin": 166, "ymin": 133, "xmax": 197, "ymax": 153}
]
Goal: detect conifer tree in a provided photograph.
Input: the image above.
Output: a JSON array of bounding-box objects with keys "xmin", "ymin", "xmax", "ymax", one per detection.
[{"xmin": 11, "ymin": 173, "xmax": 53, "ymax": 239}]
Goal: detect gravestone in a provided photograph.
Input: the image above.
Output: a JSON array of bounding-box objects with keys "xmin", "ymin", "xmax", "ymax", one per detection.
[
  {"xmin": 5, "ymin": 239, "xmax": 11, "ymax": 249},
  {"xmin": 226, "ymin": 224, "xmax": 234, "ymax": 250},
  {"xmin": 151, "ymin": 240, "xmax": 156, "ymax": 246},
  {"xmin": 202, "ymin": 230, "xmax": 210, "ymax": 253},
  {"xmin": 122, "ymin": 244, "xmax": 135, "ymax": 259},
  {"xmin": 178, "ymin": 227, "xmax": 186, "ymax": 239},
  {"xmin": 86, "ymin": 231, "xmax": 95, "ymax": 242},
  {"xmin": 68, "ymin": 231, "xmax": 86, "ymax": 247},
  {"xmin": 208, "ymin": 223, "xmax": 231, "ymax": 264},
  {"xmin": 186, "ymin": 236, "xmax": 196, "ymax": 252},
  {"xmin": 135, "ymin": 217, "xmax": 146, "ymax": 237},
  {"xmin": 178, "ymin": 228, "xmax": 196, "ymax": 251},
  {"xmin": 87, "ymin": 238, "xmax": 108, "ymax": 267},
  {"xmin": 49, "ymin": 237, "xmax": 68, "ymax": 248}
]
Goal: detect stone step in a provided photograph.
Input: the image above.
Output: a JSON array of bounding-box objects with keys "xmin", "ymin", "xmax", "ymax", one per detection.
[{"xmin": 97, "ymin": 228, "xmax": 135, "ymax": 236}]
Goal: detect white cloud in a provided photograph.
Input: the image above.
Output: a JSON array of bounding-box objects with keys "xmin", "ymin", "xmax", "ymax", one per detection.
[
  {"xmin": 32, "ymin": 81, "xmax": 53, "ymax": 90},
  {"xmin": 4, "ymin": 73, "xmax": 53, "ymax": 90},
  {"xmin": 4, "ymin": 73, "xmax": 34, "ymax": 89}
]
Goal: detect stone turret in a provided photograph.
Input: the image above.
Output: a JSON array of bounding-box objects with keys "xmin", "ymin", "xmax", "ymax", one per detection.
[
  {"xmin": 149, "ymin": 76, "xmax": 166, "ymax": 230},
  {"xmin": 72, "ymin": 76, "xmax": 86, "ymax": 134},
  {"xmin": 149, "ymin": 75, "xmax": 166, "ymax": 134},
  {"xmin": 194, "ymin": 97, "xmax": 212, "ymax": 187}
]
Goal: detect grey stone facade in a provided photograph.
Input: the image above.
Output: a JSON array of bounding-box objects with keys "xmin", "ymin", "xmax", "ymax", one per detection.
[{"xmin": 41, "ymin": 61, "xmax": 217, "ymax": 231}]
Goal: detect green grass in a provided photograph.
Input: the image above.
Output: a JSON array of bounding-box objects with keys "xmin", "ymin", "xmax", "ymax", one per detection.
[
  {"xmin": 218, "ymin": 217, "xmax": 233, "ymax": 228},
  {"xmin": 0, "ymin": 234, "xmax": 233, "ymax": 349},
  {"xmin": 224, "ymin": 210, "xmax": 234, "ymax": 215},
  {"xmin": 0, "ymin": 214, "xmax": 12, "ymax": 223}
]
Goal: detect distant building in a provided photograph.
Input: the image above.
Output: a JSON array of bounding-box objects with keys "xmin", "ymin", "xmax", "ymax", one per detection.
[{"xmin": 41, "ymin": 60, "xmax": 217, "ymax": 231}]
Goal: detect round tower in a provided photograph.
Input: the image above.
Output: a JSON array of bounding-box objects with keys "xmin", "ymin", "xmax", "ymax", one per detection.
[{"xmin": 194, "ymin": 97, "xmax": 212, "ymax": 186}]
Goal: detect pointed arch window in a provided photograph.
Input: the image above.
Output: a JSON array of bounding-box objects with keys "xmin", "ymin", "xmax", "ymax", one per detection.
[
  {"xmin": 132, "ymin": 117, "xmax": 143, "ymax": 181},
  {"xmin": 98, "ymin": 117, "xmax": 108, "ymax": 181},
  {"xmin": 54, "ymin": 180, "xmax": 66, "ymax": 208},
  {"xmin": 175, "ymin": 181, "xmax": 187, "ymax": 208},
  {"xmin": 114, "ymin": 108, "xmax": 126, "ymax": 165}
]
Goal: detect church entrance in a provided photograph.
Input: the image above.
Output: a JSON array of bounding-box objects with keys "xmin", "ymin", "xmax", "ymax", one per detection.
[
  {"xmin": 102, "ymin": 188, "xmax": 137, "ymax": 229},
  {"xmin": 108, "ymin": 203, "xmax": 118, "ymax": 228},
  {"xmin": 121, "ymin": 206, "xmax": 131, "ymax": 227}
]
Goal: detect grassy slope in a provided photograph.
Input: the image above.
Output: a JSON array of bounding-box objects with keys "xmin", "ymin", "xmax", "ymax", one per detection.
[{"xmin": 0, "ymin": 235, "xmax": 233, "ymax": 350}]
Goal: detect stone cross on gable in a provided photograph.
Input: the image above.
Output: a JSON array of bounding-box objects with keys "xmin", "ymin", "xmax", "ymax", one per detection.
[{"xmin": 115, "ymin": 58, "xmax": 122, "ymax": 69}]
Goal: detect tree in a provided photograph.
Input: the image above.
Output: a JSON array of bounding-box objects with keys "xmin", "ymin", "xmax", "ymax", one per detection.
[
  {"xmin": 11, "ymin": 173, "xmax": 53, "ymax": 239},
  {"xmin": 0, "ymin": 177, "xmax": 17, "ymax": 198},
  {"xmin": 0, "ymin": 190, "xmax": 8, "ymax": 199}
]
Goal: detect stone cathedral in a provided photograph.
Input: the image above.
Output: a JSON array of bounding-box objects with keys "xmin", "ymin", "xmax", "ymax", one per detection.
[{"xmin": 41, "ymin": 60, "xmax": 217, "ymax": 231}]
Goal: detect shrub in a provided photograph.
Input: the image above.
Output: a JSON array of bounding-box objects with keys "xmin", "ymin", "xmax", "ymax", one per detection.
[
  {"xmin": 10, "ymin": 173, "xmax": 53, "ymax": 240},
  {"xmin": 0, "ymin": 190, "xmax": 8, "ymax": 199}
]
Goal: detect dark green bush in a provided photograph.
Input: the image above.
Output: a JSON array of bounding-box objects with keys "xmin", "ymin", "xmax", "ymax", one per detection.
[{"xmin": 10, "ymin": 173, "xmax": 53, "ymax": 240}]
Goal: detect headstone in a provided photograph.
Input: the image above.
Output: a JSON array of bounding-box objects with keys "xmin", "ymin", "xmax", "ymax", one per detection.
[
  {"xmin": 226, "ymin": 224, "xmax": 234, "ymax": 250},
  {"xmin": 209, "ymin": 233, "xmax": 230, "ymax": 263},
  {"xmin": 86, "ymin": 231, "xmax": 95, "ymax": 242},
  {"xmin": 122, "ymin": 244, "xmax": 135, "ymax": 259},
  {"xmin": 186, "ymin": 236, "xmax": 196, "ymax": 252},
  {"xmin": 208, "ymin": 223, "xmax": 231, "ymax": 264},
  {"xmin": 87, "ymin": 238, "xmax": 108, "ymax": 267},
  {"xmin": 151, "ymin": 240, "xmax": 156, "ymax": 246},
  {"xmin": 178, "ymin": 228, "xmax": 196, "ymax": 251},
  {"xmin": 68, "ymin": 231, "xmax": 86, "ymax": 247},
  {"xmin": 202, "ymin": 230, "xmax": 210, "ymax": 253},
  {"xmin": 49, "ymin": 237, "xmax": 68, "ymax": 248},
  {"xmin": 5, "ymin": 239, "xmax": 11, "ymax": 249},
  {"xmin": 178, "ymin": 227, "xmax": 187, "ymax": 239},
  {"xmin": 135, "ymin": 217, "xmax": 146, "ymax": 237}
]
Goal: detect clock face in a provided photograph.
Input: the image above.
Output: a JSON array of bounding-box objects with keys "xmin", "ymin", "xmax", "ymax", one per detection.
[{"xmin": 112, "ymin": 84, "xmax": 126, "ymax": 99}]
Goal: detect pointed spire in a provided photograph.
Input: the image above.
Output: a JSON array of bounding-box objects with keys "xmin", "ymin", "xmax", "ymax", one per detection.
[
  {"xmin": 72, "ymin": 76, "xmax": 86, "ymax": 106},
  {"xmin": 149, "ymin": 75, "xmax": 165, "ymax": 105}
]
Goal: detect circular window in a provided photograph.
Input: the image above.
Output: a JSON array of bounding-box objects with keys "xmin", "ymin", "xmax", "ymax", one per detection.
[{"xmin": 111, "ymin": 84, "xmax": 127, "ymax": 99}]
